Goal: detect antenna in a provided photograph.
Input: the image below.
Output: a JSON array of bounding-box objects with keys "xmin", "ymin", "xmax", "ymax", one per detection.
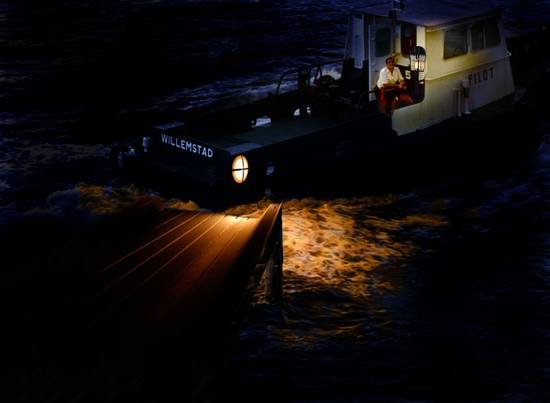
[
  {"xmin": 393, "ymin": 0, "xmax": 405, "ymax": 11},
  {"xmin": 389, "ymin": 0, "xmax": 405, "ymax": 19}
]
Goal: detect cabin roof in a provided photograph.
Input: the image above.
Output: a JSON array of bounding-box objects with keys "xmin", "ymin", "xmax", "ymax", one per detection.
[{"xmin": 355, "ymin": 0, "xmax": 501, "ymax": 29}]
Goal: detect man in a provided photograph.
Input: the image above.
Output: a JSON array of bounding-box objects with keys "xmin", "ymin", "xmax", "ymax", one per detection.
[{"xmin": 377, "ymin": 56, "xmax": 413, "ymax": 115}]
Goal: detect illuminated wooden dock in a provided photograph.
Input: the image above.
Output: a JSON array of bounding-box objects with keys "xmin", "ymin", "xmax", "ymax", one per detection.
[
  {"xmin": 37, "ymin": 203, "xmax": 283, "ymax": 402},
  {"xmin": 85, "ymin": 203, "xmax": 283, "ymax": 326}
]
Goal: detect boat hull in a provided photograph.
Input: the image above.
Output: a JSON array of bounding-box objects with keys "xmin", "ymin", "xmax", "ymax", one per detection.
[{"xmin": 118, "ymin": 90, "xmax": 540, "ymax": 206}]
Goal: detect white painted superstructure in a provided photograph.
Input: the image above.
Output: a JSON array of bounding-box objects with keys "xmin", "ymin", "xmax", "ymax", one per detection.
[{"xmin": 346, "ymin": 2, "xmax": 515, "ymax": 135}]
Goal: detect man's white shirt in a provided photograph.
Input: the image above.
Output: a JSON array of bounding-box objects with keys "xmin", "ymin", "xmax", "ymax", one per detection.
[{"xmin": 377, "ymin": 66, "xmax": 404, "ymax": 88}]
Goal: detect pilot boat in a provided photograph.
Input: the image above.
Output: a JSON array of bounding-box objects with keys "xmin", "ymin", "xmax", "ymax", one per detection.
[{"xmin": 113, "ymin": 1, "xmax": 530, "ymax": 199}]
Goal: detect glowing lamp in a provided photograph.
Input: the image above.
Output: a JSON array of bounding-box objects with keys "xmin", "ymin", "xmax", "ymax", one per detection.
[
  {"xmin": 232, "ymin": 155, "xmax": 249, "ymax": 184},
  {"xmin": 409, "ymin": 46, "xmax": 426, "ymax": 72}
]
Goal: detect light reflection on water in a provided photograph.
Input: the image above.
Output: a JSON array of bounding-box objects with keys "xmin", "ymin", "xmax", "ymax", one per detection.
[
  {"xmin": 229, "ymin": 195, "xmax": 449, "ymax": 293},
  {"xmin": 280, "ymin": 197, "xmax": 446, "ymax": 298},
  {"xmin": 225, "ymin": 194, "xmax": 451, "ymax": 349},
  {"xmin": 220, "ymin": 138, "xmax": 550, "ymax": 400}
]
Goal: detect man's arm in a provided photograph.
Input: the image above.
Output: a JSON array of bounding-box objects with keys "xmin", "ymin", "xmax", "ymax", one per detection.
[
  {"xmin": 376, "ymin": 68, "xmax": 387, "ymax": 89},
  {"xmin": 378, "ymin": 68, "xmax": 401, "ymax": 90},
  {"xmin": 395, "ymin": 67, "xmax": 404, "ymax": 82}
]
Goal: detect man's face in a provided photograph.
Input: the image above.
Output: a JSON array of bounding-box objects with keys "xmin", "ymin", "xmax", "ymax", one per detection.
[{"xmin": 386, "ymin": 59, "xmax": 395, "ymax": 69}]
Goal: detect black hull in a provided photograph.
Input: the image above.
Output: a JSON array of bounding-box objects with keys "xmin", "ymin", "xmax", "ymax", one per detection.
[{"xmin": 124, "ymin": 93, "xmax": 540, "ymax": 209}]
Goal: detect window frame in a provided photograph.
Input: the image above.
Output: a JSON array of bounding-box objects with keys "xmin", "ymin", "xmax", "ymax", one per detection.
[
  {"xmin": 443, "ymin": 25, "xmax": 468, "ymax": 59},
  {"xmin": 470, "ymin": 18, "xmax": 501, "ymax": 53},
  {"xmin": 400, "ymin": 22, "xmax": 416, "ymax": 56},
  {"xmin": 483, "ymin": 18, "xmax": 501, "ymax": 49},
  {"xmin": 443, "ymin": 18, "xmax": 502, "ymax": 59},
  {"xmin": 470, "ymin": 21, "xmax": 485, "ymax": 51}
]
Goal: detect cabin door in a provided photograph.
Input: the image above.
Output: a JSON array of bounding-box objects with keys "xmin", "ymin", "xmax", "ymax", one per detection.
[
  {"xmin": 368, "ymin": 22, "xmax": 393, "ymax": 100},
  {"xmin": 350, "ymin": 13, "xmax": 366, "ymax": 68}
]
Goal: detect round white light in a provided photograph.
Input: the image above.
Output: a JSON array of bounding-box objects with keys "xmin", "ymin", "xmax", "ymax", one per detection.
[{"xmin": 231, "ymin": 155, "xmax": 249, "ymax": 184}]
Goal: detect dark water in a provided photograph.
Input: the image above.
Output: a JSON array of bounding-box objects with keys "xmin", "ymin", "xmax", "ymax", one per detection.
[
  {"xmin": 1, "ymin": 0, "xmax": 549, "ymax": 401},
  {"xmin": 220, "ymin": 154, "xmax": 550, "ymax": 401}
]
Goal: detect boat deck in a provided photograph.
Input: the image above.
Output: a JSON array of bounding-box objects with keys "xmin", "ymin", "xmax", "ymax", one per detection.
[
  {"xmin": 159, "ymin": 88, "xmax": 378, "ymax": 157},
  {"xmin": 195, "ymin": 113, "xmax": 353, "ymax": 154},
  {"xmin": 245, "ymin": 116, "xmax": 335, "ymax": 145}
]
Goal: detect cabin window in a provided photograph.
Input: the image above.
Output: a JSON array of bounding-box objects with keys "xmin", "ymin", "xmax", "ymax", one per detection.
[
  {"xmin": 485, "ymin": 19, "xmax": 501, "ymax": 47},
  {"xmin": 471, "ymin": 23, "xmax": 484, "ymax": 50},
  {"xmin": 444, "ymin": 26, "xmax": 468, "ymax": 59},
  {"xmin": 400, "ymin": 23, "xmax": 416, "ymax": 56},
  {"xmin": 471, "ymin": 18, "xmax": 501, "ymax": 51},
  {"xmin": 375, "ymin": 27, "xmax": 391, "ymax": 57}
]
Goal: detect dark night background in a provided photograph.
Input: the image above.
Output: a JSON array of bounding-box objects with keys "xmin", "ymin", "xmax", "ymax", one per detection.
[{"xmin": 1, "ymin": 0, "xmax": 549, "ymax": 402}]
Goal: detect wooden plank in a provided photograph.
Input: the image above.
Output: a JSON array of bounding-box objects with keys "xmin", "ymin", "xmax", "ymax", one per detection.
[
  {"xmin": 174, "ymin": 203, "xmax": 283, "ymax": 319},
  {"xmin": 138, "ymin": 216, "xmax": 258, "ymax": 324},
  {"xmin": 84, "ymin": 204, "xmax": 282, "ymax": 329},
  {"xmin": 88, "ymin": 213, "xmax": 225, "ymax": 314},
  {"xmin": 51, "ymin": 208, "xmax": 198, "ymax": 281},
  {"xmin": 92, "ymin": 210, "xmax": 201, "ymax": 279}
]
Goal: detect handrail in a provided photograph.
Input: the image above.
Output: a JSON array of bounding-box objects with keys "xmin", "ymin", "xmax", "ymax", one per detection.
[{"xmin": 275, "ymin": 58, "xmax": 348, "ymax": 95}]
